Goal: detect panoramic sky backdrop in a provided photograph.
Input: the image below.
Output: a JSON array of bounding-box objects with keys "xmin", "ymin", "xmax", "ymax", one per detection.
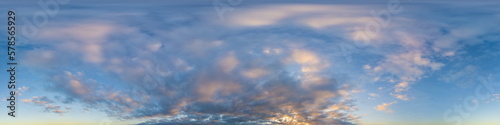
[{"xmin": 1, "ymin": 0, "xmax": 500, "ymax": 125}]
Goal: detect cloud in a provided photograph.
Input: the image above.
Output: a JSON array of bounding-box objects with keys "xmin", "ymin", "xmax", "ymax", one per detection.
[
  {"xmin": 372, "ymin": 52, "xmax": 444, "ymax": 82},
  {"xmin": 23, "ymin": 9, "xmax": 362, "ymax": 124},
  {"xmin": 17, "ymin": 86, "xmax": 29, "ymax": 96},
  {"xmin": 227, "ymin": 4, "xmax": 371, "ymax": 28},
  {"xmin": 356, "ymin": 3, "xmax": 500, "ymax": 103},
  {"xmin": 37, "ymin": 22, "xmax": 118, "ymax": 64},
  {"xmin": 390, "ymin": 93, "xmax": 409, "ymax": 101},
  {"xmin": 44, "ymin": 62, "xmax": 359, "ymax": 124},
  {"xmin": 22, "ymin": 96, "xmax": 69, "ymax": 115},
  {"xmin": 395, "ymin": 82, "xmax": 410, "ymax": 93},
  {"xmin": 368, "ymin": 93, "xmax": 380, "ymax": 100},
  {"xmin": 218, "ymin": 52, "xmax": 240, "ymax": 73},
  {"xmin": 17, "ymin": 2, "xmax": 500, "ymax": 124},
  {"xmin": 375, "ymin": 101, "xmax": 397, "ymax": 113},
  {"xmin": 439, "ymin": 65, "xmax": 480, "ymax": 88},
  {"xmin": 487, "ymin": 94, "xmax": 500, "ymax": 103},
  {"xmin": 47, "ymin": 71, "xmax": 145, "ymax": 117},
  {"xmin": 22, "ymin": 96, "xmax": 53, "ymax": 104}
]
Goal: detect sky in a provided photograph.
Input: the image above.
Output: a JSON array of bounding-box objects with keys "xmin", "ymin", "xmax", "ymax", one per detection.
[{"xmin": 0, "ymin": 0, "xmax": 500, "ymax": 125}]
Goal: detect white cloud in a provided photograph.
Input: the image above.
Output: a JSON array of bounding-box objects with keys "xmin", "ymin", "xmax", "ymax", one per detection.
[
  {"xmin": 375, "ymin": 101, "xmax": 397, "ymax": 113},
  {"xmin": 17, "ymin": 2, "xmax": 500, "ymax": 124},
  {"xmin": 395, "ymin": 82, "xmax": 410, "ymax": 93},
  {"xmin": 369, "ymin": 93, "xmax": 380, "ymax": 98},
  {"xmin": 228, "ymin": 4, "xmax": 370, "ymax": 28},
  {"xmin": 391, "ymin": 93, "xmax": 409, "ymax": 101}
]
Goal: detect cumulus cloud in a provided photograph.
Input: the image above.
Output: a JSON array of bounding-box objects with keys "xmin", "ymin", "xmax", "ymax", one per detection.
[
  {"xmin": 21, "ymin": 5, "xmax": 366, "ymax": 124},
  {"xmin": 394, "ymin": 82, "xmax": 409, "ymax": 93},
  {"xmin": 375, "ymin": 101, "xmax": 397, "ymax": 113},
  {"xmin": 390, "ymin": 93, "xmax": 409, "ymax": 101},
  {"xmin": 17, "ymin": 1, "xmax": 500, "ymax": 124}
]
